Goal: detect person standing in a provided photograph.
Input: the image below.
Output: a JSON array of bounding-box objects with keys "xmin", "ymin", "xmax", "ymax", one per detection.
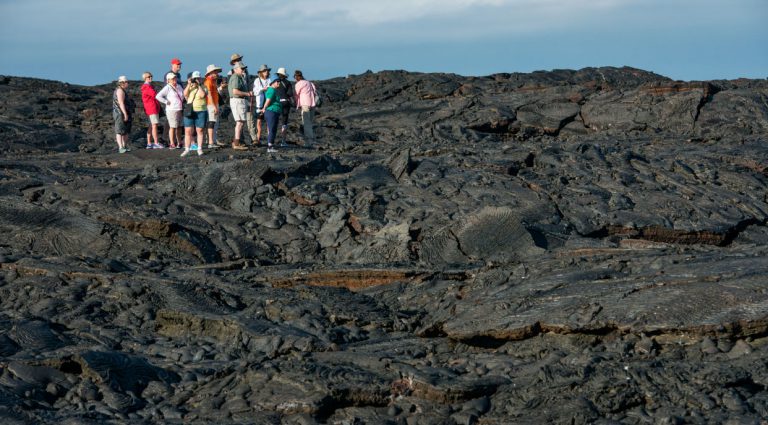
[
  {"xmin": 216, "ymin": 77, "xmax": 229, "ymax": 146},
  {"xmin": 253, "ymin": 64, "xmax": 272, "ymax": 145},
  {"xmin": 182, "ymin": 71, "xmax": 208, "ymax": 157},
  {"xmin": 273, "ymin": 67, "xmax": 294, "ymax": 146},
  {"xmin": 113, "ymin": 76, "xmax": 134, "ymax": 153},
  {"xmin": 155, "ymin": 73, "xmax": 185, "ymax": 149},
  {"xmin": 229, "ymin": 53, "xmax": 257, "ymax": 145},
  {"xmin": 167, "ymin": 58, "xmax": 184, "ymax": 148},
  {"xmin": 228, "ymin": 62, "xmax": 252, "ymax": 150},
  {"xmin": 140, "ymin": 72, "xmax": 164, "ymax": 149},
  {"xmin": 292, "ymin": 70, "xmax": 318, "ymax": 148},
  {"xmin": 169, "ymin": 58, "xmax": 184, "ymax": 89},
  {"xmin": 260, "ymin": 79, "xmax": 283, "ymax": 153},
  {"xmin": 203, "ymin": 64, "xmax": 222, "ymax": 149}
]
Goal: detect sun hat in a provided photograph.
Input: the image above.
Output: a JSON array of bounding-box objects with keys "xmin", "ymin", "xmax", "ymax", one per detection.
[
  {"xmin": 276, "ymin": 67, "xmax": 287, "ymax": 77},
  {"xmin": 230, "ymin": 53, "xmax": 243, "ymax": 65},
  {"xmin": 118, "ymin": 76, "xmax": 128, "ymax": 83},
  {"xmin": 233, "ymin": 62, "xmax": 248, "ymax": 70},
  {"xmin": 257, "ymin": 64, "xmax": 271, "ymax": 73},
  {"xmin": 171, "ymin": 58, "xmax": 182, "ymax": 65},
  {"xmin": 205, "ymin": 64, "xmax": 222, "ymax": 76},
  {"xmin": 191, "ymin": 71, "xmax": 201, "ymax": 79},
  {"xmin": 166, "ymin": 72, "xmax": 177, "ymax": 81}
]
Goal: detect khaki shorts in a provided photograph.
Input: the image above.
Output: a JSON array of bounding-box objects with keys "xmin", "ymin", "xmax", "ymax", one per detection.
[
  {"xmin": 207, "ymin": 105, "xmax": 218, "ymax": 123},
  {"xmin": 166, "ymin": 110, "xmax": 182, "ymax": 128},
  {"xmin": 148, "ymin": 114, "xmax": 160, "ymax": 125},
  {"xmin": 230, "ymin": 98, "xmax": 248, "ymax": 122}
]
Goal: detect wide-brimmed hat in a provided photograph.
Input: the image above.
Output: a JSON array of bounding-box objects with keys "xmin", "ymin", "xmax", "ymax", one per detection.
[
  {"xmin": 233, "ymin": 62, "xmax": 247, "ymax": 70},
  {"xmin": 205, "ymin": 64, "xmax": 222, "ymax": 76},
  {"xmin": 230, "ymin": 53, "xmax": 243, "ymax": 65},
  {"xmin": 165, "ymin": 72, "xmax": 177, "ymax": 81},
  {"xmin": 257, "ymin": 64, "xmax": 271, "ymax": 73},
  {"xmin": 276, "ymin": 67, "xmax": 287, "ymax": 77},
  {"xmin": 171, "ymin": 58, "xmax": 182, "ymax": 65},
  {"xmin": 117, "ymin": 75, "xmax": 128, "ymax": 83}
]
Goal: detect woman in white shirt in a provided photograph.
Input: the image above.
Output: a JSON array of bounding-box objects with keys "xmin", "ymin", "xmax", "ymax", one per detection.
[
  {"xmin": 253, "ymin": 64, "xmax": 272, "ymax": 145},
  {"xmin": 155, "ymin": 73, "xmax": 185, "ymax": 149}
]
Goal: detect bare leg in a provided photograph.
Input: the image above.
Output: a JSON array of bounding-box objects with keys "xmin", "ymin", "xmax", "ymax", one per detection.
[
  {"xmin": 169, "ymin": 127, "xmax": 176, "ymax": 148},
  {"xmin": 184, "ymin": 127, "xmax": 193, "ymax": 149},
  {"xmin": 256, "ymin": 117, "xmax": 263, "ymax": 144},
  {"xmin": 196, "ymin": 128, "xmax": 204, "ymax": 154},
  {"xmin": 234, "ymin": 121, "xmax": 243, "ymax": 141},
  {"xmin": 151, "ymin": 124, "xmax": 160, "ymax": 146}
]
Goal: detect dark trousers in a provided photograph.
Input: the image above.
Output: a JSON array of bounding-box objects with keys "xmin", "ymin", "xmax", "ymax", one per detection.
[{"xmin": 265, "ymin": 110, "xmax": 280, "ymax": 147}]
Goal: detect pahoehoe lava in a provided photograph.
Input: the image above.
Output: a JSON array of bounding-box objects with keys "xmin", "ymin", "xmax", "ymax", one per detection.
[{"xmin": 0, "ymin": 67, "xmax": 767, "ymax": 424}]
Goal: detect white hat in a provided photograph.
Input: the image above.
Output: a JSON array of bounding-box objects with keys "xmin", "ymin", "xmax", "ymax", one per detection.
[
  {"xmin": 118, "ymin": 76, "xmax": 128, "ymax": 82},
  {"xmin": 165, "ymin": 72, "xmax": 177, "ymax": 81},
  {"xmin": 205, "ymin": 64, "xmax": 222, "ymax": 76},
  {"xmin": 191, "ymin": 71, "xmax": 201, "ymax": 79},
  {"xmin": 276, "ymin": 67, "xmax": 287, "ymax": 77}
]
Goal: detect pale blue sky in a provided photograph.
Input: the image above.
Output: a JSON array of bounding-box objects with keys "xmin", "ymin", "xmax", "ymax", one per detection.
[{"xmin": 0, "ymin": 0, "xmax": 765, "ymax": 85}]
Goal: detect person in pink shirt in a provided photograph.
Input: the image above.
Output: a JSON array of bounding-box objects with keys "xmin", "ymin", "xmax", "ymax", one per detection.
[
  {"xmin": 140, "ymin": 72, "xmax": 164, "ymax": 149},
  {"xmin": 292, "ymin": 70, "xmax": 318, "ymax": 147}
]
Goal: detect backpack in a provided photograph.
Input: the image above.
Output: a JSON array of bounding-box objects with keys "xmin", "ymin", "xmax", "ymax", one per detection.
[
  {"xmin": 312, "ymin": 83, "xmax": 322, "ymax": 107},
  {"xmin": 275, "ymin": 79, "xmax": 295, "ymax": 108}
]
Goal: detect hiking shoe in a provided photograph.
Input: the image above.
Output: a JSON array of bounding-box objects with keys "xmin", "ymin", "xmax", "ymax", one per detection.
[
  {"xmin": 190, "ymin": 144, "xmax": 198, "ymax": 150},
  {"xmin": 267, "ymin": 146, "xmax": 277, "ymax": 153},
  {"xmin": 118, "ymin": 148, "xmax": 127, "ymax": 154},
  {"xmin": 215, "ymin": 140, "xmax": 227, "ymax": 146},
  {"xmin": 232, "ymin": 145, "xmax": 248, "ymax": 151},
  {"xmin": 146, "ymin": 145, "xmax": 153, "ymax": 149},
  {"xmin": 180, "ymin": 149, "xmax": 190, "ymax": 157},
  {"xmin": 207, "ymin": 144, "xmax": 218, "ymax": 149},
  {"xmin": 152, "ymin": 143, "xmax": 165, "ymax": 149}
]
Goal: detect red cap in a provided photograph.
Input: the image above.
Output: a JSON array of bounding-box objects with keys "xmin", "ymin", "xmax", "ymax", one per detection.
[{"xmin": 171, "ymin": 58, "xmax": 182, "ymax": 65}]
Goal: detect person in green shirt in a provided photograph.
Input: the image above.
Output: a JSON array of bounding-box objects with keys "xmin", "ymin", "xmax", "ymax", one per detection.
[{"xmin": 260, "ymin": 79, "xmax": 282, "ymax": 153}]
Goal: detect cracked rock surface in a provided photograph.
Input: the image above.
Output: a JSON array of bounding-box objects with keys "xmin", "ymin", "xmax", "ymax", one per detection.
[{"xmin": 0, "ymin": 67, "xmax": 767, "ymax": 424}]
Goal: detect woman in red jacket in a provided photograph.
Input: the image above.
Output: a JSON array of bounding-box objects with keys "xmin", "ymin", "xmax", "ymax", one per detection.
[{"xmin": 141, "ymin": 72, "xmax": 165, "ymax": 149}]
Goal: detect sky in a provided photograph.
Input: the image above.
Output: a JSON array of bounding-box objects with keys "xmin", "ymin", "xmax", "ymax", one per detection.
[{"xmin": 0, "ymin": 0, "xmax": 765, "ymax": 85}]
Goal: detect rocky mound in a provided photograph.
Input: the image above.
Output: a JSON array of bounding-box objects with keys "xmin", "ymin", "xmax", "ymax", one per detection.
[{"xmin": 0, "ymin": 67, "xmax": 767, "ymax": 424}]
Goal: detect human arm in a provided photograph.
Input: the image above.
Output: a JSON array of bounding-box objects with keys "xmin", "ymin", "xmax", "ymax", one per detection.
[
  {"xmin": 232, "ymin": 87, "xmax": 252, "ymax": 98},
  {"xmin": 156, "ymin": 86, "xmax": 169, "ymax": 105},
  {"xmin": 261, "ymin": 88, "xmax": 272, "ymax": 113}
]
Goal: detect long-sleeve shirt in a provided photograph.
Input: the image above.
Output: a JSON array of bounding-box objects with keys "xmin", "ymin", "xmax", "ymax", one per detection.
[
  {"xmin": 141, "ymin": 82, "xmax": 161, "ymax": 116},
  {"xmin": 293, "ymin": 79, "xmax": 317, "ymax": 108},
  {"xmin": 253, "ymin": 77, "xmax": 271, "ymax": 109},
  {"xmin": 155, "ymin": 83, "xmax": 185, "ymax": 111}
]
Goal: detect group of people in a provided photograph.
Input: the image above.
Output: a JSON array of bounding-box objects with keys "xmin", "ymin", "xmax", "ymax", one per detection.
[{"xmin": 112, "ymin": 54, "xmax": 320, "ymax": 156}]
